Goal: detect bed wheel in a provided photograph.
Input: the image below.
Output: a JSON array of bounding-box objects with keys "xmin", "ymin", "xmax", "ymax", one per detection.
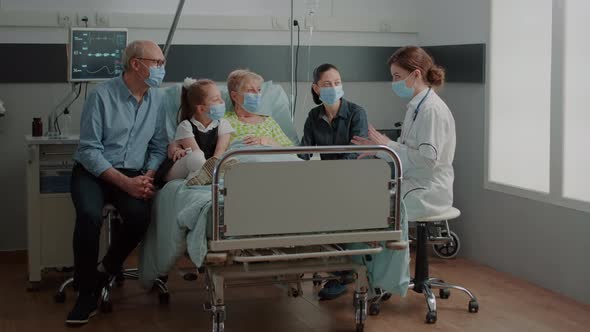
[
  {"xmin": 159, "ymin": 292, "xmax": 170, "ymax": 305},
  {"xmin": 426, "ymin": 311, "xmax": 437, "ymax": 324},
  {"xmin": 355, "ymin": 323, "xmax": 365, "ymax": 332},
  {"xmin": 213, "ymin": 311, "xmax": 225, "ymax": 332},
  {"xmin": 369, "ymin": 302, "xmax": 380, "ymax": 316},
  {"xmin": 354, "ymin": 294, "xmax": 367, "ymax": 330},
  {"xmin": 439, "ymin": 288, "xmax": 450, "ymax": 299},
  {"xmin": 213, "ymin": 321, "xmax": 225, "ymax": 332}
]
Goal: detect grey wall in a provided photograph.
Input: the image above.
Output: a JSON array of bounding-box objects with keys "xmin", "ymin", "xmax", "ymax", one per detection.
[
  {"xmin": 439, "ymin": 84, "xmax": 590, "ymax": 305},
  {"xmin": 416, "ymin": 0, "xmax": 590, "ymax": 304}
]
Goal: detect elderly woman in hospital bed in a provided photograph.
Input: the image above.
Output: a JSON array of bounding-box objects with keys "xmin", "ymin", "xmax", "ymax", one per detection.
[{"xmin": 224, "ymin": 69, "xmax": 293, "ymax": 147}]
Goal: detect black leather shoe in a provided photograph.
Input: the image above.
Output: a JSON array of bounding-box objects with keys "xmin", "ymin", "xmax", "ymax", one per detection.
[{"xmin": 65, "ymin": 293, "xmax": 98, "ymax": 326}]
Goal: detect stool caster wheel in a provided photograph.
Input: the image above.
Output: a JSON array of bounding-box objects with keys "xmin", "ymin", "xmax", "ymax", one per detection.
[
  {"xmin": 469, "ymin": 299, "xmax": 479, "ymax": 313},
  {"xmin": 54, "ymin": 291, "xmax": 66, "ymax": 303},
  {"xmin": 433, "ymin": 231, "xmax": 460, "ymax": 259},
  {"xmin": 369, "ymin": 302, "xmax": 380, "ymax": 316},
  {"xmin": 312, "ymin": 273, "xmax": 322, "ymax": 286},
  {"xmin": 159, "ymin": 292, "xmax": 170, "ymax": 305},
  {"xmin": 100, "ymin": 300, "xmax": 112, "ymax": 313},
  {"xmin": 288, "ymin": 288, "xmax": 301, "ymax": 297},
  {"xmin": 355, "ymin": 323, "xmax": 365, "ymax": 332},
  {"xmin": 439, "ymin": 288, "xmax": 450, "ymax": 299},
  {"xmin": 426, "ymin": 311, "xmax": 437, "ymax": 324}
]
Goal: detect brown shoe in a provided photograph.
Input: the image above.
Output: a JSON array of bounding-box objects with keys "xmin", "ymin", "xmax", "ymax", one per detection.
[
  {"xmin": 187, "ymin": 157, "xmax": 241, "ymax": 186},
  {"xmin": 186, "ymin": 156, "xmax": 218, "ymax": 186}
]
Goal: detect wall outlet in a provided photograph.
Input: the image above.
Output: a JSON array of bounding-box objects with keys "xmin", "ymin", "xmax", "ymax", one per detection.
[
  {"xmin": 76, "ymin": 12, "xmax": 94, "ymax": 27},
  {"xmin": 58, "ymin": 12, "xmax": 74, "ymax": 27},
  {"xmin": 379, "ymin": 22, "xmax": 392, "ymax": 32},
  {"xmin": 96, "ymin": 13, "xmax": 110, "ymax": 27}
]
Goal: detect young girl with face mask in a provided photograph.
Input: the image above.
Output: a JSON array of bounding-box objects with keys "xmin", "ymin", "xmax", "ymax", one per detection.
[{"xmin": 161, "ymin": 78, "xmax": 236, "ymax": 186}]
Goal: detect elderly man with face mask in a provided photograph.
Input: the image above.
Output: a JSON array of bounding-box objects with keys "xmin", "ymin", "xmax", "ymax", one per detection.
[{"xmin": 66, "ymin": 40, "xmax": 168, "ymax": 326}]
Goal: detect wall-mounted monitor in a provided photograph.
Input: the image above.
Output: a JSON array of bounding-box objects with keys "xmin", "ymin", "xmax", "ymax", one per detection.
[{"xmin": 68, "ymin": 28, "xmax": 128, "ymax": 82}]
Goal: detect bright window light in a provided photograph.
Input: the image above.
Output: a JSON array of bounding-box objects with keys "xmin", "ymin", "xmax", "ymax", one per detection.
[{"xmin": 488, "ymin": 0, "xmax": 552, "ymax": 193}]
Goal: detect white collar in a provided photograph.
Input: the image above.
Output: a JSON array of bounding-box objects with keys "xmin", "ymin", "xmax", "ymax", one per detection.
[{"xmin": 190, "ymin": 117, "xmax": 219, "ymax": 131}]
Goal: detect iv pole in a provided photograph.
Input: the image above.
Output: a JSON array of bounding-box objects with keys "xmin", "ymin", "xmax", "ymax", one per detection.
[
  {"xmin": 163, "ymin": 0, "xmax": 186, "ymax": 58},
  {"xmin": 163, "ymin": 0, "xmax": 295, "ymax": 122},
  {"xmin": 290, "ymin": 0, "xmax": 295, "ymax": 122}
]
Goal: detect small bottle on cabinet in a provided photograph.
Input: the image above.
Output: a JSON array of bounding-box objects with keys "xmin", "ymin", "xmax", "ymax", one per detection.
[{"xmin": 32, "ymin": 118, "xmax": 43, "ymax": 137}]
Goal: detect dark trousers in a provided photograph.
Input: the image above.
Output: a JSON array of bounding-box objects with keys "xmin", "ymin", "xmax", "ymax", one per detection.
[{"xmin": 70, "ymin": 164, "xmax": 151, "ymax": 294}]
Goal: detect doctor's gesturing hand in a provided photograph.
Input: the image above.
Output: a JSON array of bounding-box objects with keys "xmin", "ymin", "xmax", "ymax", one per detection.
[{"xmin": 351, "ymin": 125, "xmax": 392, "ymax": 158}]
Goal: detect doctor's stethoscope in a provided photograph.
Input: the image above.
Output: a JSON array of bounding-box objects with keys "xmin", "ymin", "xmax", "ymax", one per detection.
[{"xmin": 400, "ymin": 87, "xmax": 431, "ymax": 145}]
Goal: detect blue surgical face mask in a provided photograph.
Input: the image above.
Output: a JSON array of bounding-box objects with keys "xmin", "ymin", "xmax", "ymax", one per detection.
[
  {"xmin": 140, "ymin": 62, "xmax": 166, "ymax": 87},
  {"xmin": 391, "ymin": 72, "xmax": 416, "ymax": 99},
  {"xmin": 207, "ymin": 103, "xmax": 226, "ymax": 121},
  {"xmin": 242, "ymin": 93, "xmax": 261, "ymax": 114},
  {"xmin": 319, "ymin": 86, "xmax": 344, "ymax": 105}
]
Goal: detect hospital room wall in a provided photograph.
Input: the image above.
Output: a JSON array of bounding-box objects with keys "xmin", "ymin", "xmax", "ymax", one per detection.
[
  {"xmin": 0, "ymin": 0, "xmax": 413, "ymax": 251},
  {"xmin": 416, "ymin": 0, "xmax": 590, "ymax": 304}
]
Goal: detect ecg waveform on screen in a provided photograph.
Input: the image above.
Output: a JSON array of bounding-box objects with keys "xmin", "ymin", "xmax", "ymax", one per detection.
[{"xmin": 70, "ymin": 29, "xmax": 127, "ymax": 81}]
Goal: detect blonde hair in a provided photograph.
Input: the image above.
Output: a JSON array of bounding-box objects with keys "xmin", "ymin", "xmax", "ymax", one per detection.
[{"xmin": 226, "ymin": 69, "xmax": 263, "ymax": 106}]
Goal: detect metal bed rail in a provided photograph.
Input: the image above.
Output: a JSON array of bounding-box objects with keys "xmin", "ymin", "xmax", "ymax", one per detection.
[{"xmin": 210, "ymin": 145, "xmax": 403, "ymax": 243}]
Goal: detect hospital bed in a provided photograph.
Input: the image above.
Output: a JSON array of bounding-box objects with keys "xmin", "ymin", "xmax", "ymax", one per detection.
[
  {"xmin": 139, "ymin": 83, "xmax": 408, "ymax": 332},
  {"xmin": 202, "ymin": 145, "xmax": 404, "ymax": 332}
]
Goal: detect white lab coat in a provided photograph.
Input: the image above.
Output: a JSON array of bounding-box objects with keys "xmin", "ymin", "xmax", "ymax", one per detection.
[{"xmin": 383, "ymin": 88, "xmax": 456, "ymax": 221}]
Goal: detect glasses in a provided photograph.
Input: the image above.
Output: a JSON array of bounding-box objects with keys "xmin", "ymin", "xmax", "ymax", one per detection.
[{"xmin": 136, "ymin": 57, "xmax": 166, "ymax": 68}]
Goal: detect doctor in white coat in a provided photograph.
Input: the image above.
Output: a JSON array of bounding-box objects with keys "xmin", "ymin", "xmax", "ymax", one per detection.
[{"xmin": 353, "ymin": 46, "xmax": 456, "ymax": 221}]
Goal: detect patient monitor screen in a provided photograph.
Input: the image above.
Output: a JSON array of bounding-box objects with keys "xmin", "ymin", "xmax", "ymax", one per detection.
[{"xmin": 69, "ymin": 28, "xmax": 128, "ymax": 82}]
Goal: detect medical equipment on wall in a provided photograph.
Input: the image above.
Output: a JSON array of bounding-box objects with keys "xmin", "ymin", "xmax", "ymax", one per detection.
[{"xmin": 68, "ymin": 28, "xmax": 128, "ymax": 82}]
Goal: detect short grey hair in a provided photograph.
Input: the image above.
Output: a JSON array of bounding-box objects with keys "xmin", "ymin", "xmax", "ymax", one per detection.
[
  {"xmin": 226, "ymin": 69, "xmax": 264, "ymax": 106},
  {"xmin": 121, "ymin": 40, "xmax": 146, "ymax": 71}
]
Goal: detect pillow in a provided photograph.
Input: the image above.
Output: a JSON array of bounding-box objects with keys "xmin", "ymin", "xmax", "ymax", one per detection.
[
  {"xmin": 159, "ymin": 84, "xmax": 182, "ymax": 142},
  {"xmin": 159, "ymin": 81, "xmax": 299, "ymax": 145}
]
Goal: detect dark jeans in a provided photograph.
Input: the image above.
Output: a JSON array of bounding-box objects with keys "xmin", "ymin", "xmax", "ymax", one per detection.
[{"xmin": 70, "ymin": 164, "xmax": 151, "ymax": 294}]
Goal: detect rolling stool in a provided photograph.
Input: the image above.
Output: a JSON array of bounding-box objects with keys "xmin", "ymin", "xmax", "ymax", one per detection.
[
  {"xmin": 409, "ymin": 207, "xmax": 478, "ymax": 324},
  {"xmin": 54, "ymin": 204, "xmax": 170, "ymax": 309}
]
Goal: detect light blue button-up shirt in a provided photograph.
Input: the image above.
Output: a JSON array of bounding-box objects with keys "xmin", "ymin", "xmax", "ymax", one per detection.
[{"xmin": 74, "ymin": 75, "xmax": 168, "ymax": 177}]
